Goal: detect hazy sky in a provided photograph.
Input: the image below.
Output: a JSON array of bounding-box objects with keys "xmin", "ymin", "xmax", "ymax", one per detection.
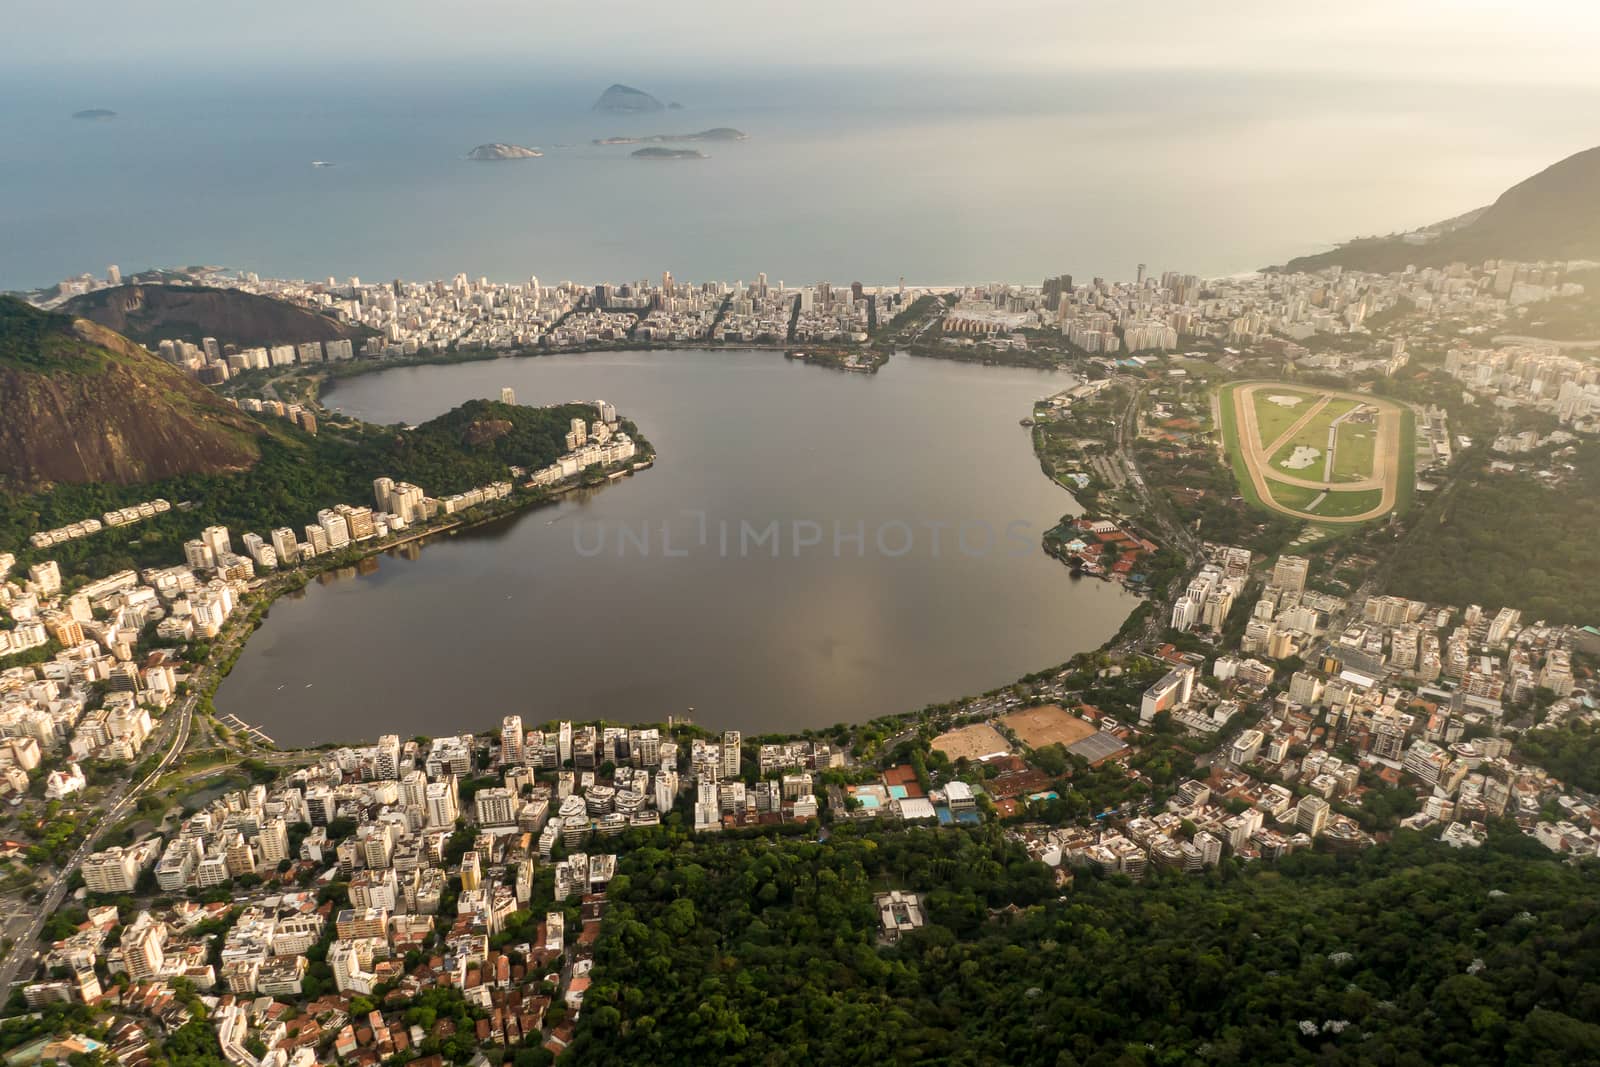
[
  {"xmin": 8, "ymin": 1, "xmax": 1600, "ymax": 86},
  {"xmin": 4, "ymin": 0, "xmax": 1597, "ymax": 289}
]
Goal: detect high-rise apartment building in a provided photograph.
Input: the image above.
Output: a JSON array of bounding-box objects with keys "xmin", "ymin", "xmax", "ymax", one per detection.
[
  {"xmin": 1271, "ymin": 555, "xmax": 1309, "ymax": 594},
  {"xmin": 475, "ymin": 787, "xmax": 516, "ymax": 827},
  {"xmin": 502, "ymin": 716, "xmax": 524, "ymax": 765},
  {"xmin": 375, "ymin": 734, "xmax": 402, "ymax": 780},
  {"xmin": 425, "ymin": 781, "xmax": 459, "ymax": 828}
]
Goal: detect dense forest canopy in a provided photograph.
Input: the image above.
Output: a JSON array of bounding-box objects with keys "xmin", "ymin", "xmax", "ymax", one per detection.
[
  {"xmin": 1388, "ymin": 444, "xmax": 1600, "ymax": 624},
  {"xmin": 568, "ymin": 826, "xmax": 1600, "ymax": 1067},
  {"xmin": 1515, "ymin": 722, "xmax": 1600, "ymax": 793}
]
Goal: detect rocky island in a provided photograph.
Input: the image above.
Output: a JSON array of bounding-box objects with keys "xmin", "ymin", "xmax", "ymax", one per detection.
[
  {"xmin": 71, "ymin": 108, "xmax": 116, "ymax": 120},
  {"xmin": 631, "ymin": 147, "xmax": 706, "ymax": 160},
  {"xmin": 594, "ymin": 128, "xmax": 747, "ymax": 145},
  {"xmin": 466, "ymin": 143, "xmax": 543, "ymax": 161},
  {"xmin": 593, "ymin": 83, "xmax": 665, "ymax": 112}
]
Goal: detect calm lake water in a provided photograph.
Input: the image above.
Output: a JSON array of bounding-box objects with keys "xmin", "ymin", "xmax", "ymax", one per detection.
[{"xmin": 214, "ymin": 350, "xmax": 1139, "ymax": 744}]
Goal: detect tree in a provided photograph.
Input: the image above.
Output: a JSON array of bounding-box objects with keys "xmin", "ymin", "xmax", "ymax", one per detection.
[
  {"xmin": 513, "ymin": 1047, "xmax": 554, "ymax": 1067},
  {"xmin": 561, "ymin": 824, "xmax": 1600, "ymax": 1066}
]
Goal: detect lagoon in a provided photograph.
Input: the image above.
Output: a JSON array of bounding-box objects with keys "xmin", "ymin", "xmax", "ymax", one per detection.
[{"xmin": 214, "ymin": 350, "xmax": 1140, "ymax": 745}]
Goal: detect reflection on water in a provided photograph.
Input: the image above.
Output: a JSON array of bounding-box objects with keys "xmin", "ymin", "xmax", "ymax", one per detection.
[
  {"xmin": 217, "ymin": 350, "xmax": 1142, "ymax": 746},
  {"xmin": 313, "ymin": 532, "xmax": 467, "ymax": 587}
]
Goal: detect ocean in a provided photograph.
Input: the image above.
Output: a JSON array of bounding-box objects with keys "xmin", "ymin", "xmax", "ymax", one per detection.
[{"xmin": 1, "ymin": 65, "xmax": 1595, "ymax": 292}]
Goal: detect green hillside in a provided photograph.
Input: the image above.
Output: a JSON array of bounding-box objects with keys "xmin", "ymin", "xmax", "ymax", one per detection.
[
  {"xmin": 1285, "ymin": 145, "xmax": 1600, "ymax": 273},
  {"xmin": 0, "ymin": 398, "xmax": 601, "ymax": 582}
]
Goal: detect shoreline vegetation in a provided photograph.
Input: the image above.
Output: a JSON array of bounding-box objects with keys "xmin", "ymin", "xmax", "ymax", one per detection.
[
  {"xmin": 0, "ymin": 396, "xmax": 657, "ymax": 667},
  {"xmin": 0, "ymin": 397, "xmax": 650, "ymax": 573}
]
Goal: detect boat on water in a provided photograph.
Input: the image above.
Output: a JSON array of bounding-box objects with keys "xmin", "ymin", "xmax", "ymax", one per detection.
[{"xmin": 310, "ymin": 160, "xmax": 334, "ymax": 168}]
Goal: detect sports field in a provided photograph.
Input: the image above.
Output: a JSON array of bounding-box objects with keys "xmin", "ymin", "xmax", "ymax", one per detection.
[
  {"xmin": 1261, "ymin": 481, "xmax": 1324, "ymax": 511},
  {"xmin": 1250, "ymin": 388, "xmax": 1319, "ymax": 446},
  {"xmin": 1310, "ymin": 488, "xmax": 1383, "ymax": 517},
  {"xmin": 932, "ymin": 723, "xmax": 1011, "ymax": 762},
  {"xmin": 1266, "ymin": 398, "xmax": 1358, "ymax": 475},
  {"xmin": 1331, "ymin": 415, "xmax": 1377, "ymax": 482},
  {"xmin": 1000, "ymin": 705, "xmax": 1097, "ymax": 749},
  {"xmin": 1218, "ymin": 381, "xmax": 1410, "ymax": 524}
]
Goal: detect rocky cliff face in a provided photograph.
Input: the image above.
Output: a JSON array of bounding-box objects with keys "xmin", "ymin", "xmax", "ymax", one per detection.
[
  {"xmin": 0, "ymin": 299, "xmax": 264, "ymax": 492},
  {"xmin": 467, "ymin": 143, "xmax": 542, "ymax": 160},
  {"xmin": 64, "ymin": 283, "xmax": 366, "ymax": 349}
]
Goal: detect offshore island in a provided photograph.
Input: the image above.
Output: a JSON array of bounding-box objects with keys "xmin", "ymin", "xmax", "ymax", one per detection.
[
  {"xmin": 629, "ymin": 147, "xmax": 704, "ymax": 160},
  {"xmin": 3, "ymin": 139, "xmax": 1600, "ymax": 1064},
  {"xmin": 466, "ymin": 144, "xmax": 543, "ymax": 161},
  {"xmin": 594, "ymin": 128, "xmax": 746, "ymax": 145},
  {"xmin": 591, "ymin": 83, "xmax": 667, "ymax": 113}
]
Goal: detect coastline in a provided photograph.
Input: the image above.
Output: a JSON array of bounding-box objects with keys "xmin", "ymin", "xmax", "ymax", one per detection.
[{"xmin": 232, "ymin": 320, "xmax": 1076, "ymax": 409}]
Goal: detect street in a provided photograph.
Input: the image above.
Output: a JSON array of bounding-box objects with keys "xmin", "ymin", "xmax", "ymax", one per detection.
[{"xmin": 0, "ymin": 690, "xmax": 195, "ymax": 994}]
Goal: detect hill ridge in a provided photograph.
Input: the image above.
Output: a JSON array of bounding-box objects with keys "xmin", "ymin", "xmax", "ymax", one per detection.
[
  {"xmin": 64, "ymin": 283, "xmax": 366, "ymax": 349},
  {"xmin": 0, "ymin": 297, "xmax": 265, "ymax": 492},
  {"xmin": 1283, "ymin": 144, "xmax": 1600, "ymax": 273}
]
